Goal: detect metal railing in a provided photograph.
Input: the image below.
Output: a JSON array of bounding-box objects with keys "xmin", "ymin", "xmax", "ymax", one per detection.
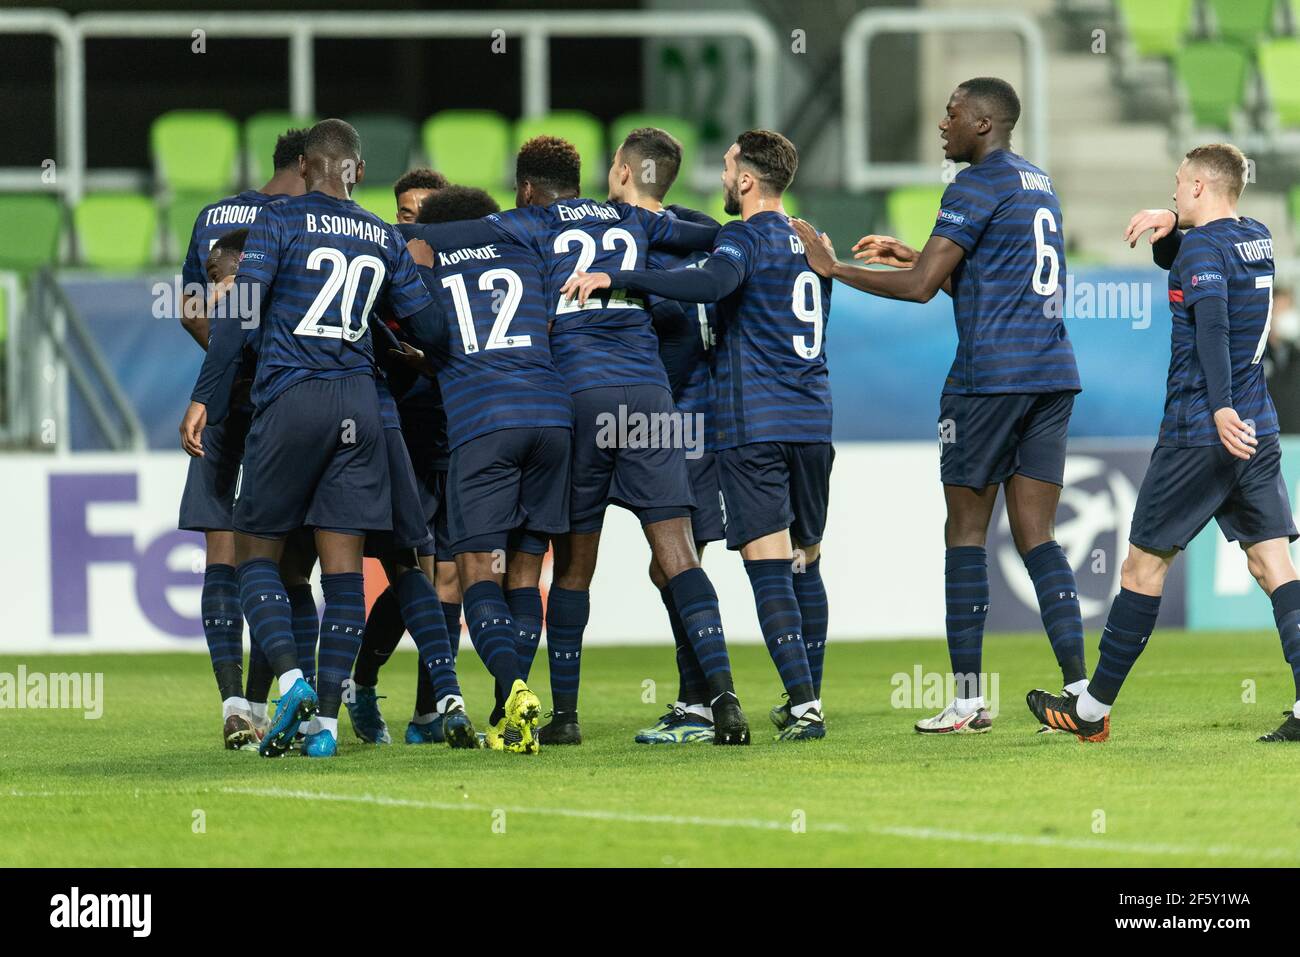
[
  {"xmin": 842, "ymin": 8, "xmax": 1049, "ymax": 190},
  {"xmin": 1, "ymin": 9, "xmax": 782, "ymax": 204}
]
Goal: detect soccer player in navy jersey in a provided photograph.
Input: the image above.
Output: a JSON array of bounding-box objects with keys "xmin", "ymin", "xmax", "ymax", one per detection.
[
  {"xmin": 565, "ymin": 129, "xmax": 833, "ymax": 742},
  {"xmin": 393, "ymin": 168, "xmax": 449, "ymax": 224},
  {"xmin": 346, "ymin": 170, "xmax": 466, "ymax": 747},
  {"xmin": 401, "ymin": 136, "xmax": 753, "ymax": 746},
  {"xmin": 602, "ymin": 128, "xmax": 726, "ymax": 745},
  {"xmin": 1027, "ymin": 143, "xmax": 1300, "ymax": 743},
  {"xmin": 791, "ymin": 78, "xmax": 1087, "ymax": 736},
  {"xmin": 175, "ymin": 128, "xmax": 322, "ymax": 749},
  {"xmin": 398, "ymin": 184, "xmax": 575, "ymax": 753},
  {"xmin": 180, "ymin": 119, "xmax": 456, "ymax": 758}
]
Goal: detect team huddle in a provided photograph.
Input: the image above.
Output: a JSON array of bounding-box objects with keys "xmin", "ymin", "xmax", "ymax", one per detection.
[{"xmin": 177, "ymin": 74, "xmax": 1300, "ymax": 759}]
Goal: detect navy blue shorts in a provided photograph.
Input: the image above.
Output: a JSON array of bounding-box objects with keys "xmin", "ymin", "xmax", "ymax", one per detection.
[
  {"xmin": 570, "ymin": 385, "xmax": 694, "ymax": 534},
  {"xmin": 446, "ymin": 426, "xmax": 571, "ymax": 555},
  {"xmin": 718, "ymin": 441, "xmax": 834, "ymax": 551},
  {"xmin": 688, "ymin": 451, "xmax": 725, "ymax": 545},
  {"xmin": 178, "ymin": 408, "xmax": 251, "ymax": 532},
  {"xmin": 939, "ymin": 391, "xmax": 1075, "ymax": 489},
  {"xmin": 234, "ymin": 375, "xmax": 390, "ymax": 539},
  {"xmin": 365, "ymin": 426, "xmax": 436, "ymax": 558},
  {"xmin": 414, "ymin": 469, "xmax": 453, "ymax": 562},
  {"xmin": 1129, "ymin": 433, "xmax": 1297, "ymax": 551}
]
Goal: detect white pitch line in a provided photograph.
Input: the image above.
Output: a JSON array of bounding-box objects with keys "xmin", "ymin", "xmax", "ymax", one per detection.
[
  {"xmin": 869, "ymin": 824, "xmax": 1300, "ymax": 862},
  {"xmin": 219, "ymin": 785, "xmax": 1297, "ymax": 861},
  {"xmin": 219, "ymin": 785, "xmax": 849, "ymax": 833},
  {"xmin": 8, "ymin": 786, "xmax": 1293, "ymax": 862}
]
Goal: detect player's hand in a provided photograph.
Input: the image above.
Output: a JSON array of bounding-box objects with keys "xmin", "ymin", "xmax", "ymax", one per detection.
[
  {"xmin": 852, "ymin": 234, "xmax": 918, "ymax": 269},
  {"xmin": 180, "ymin": 401, "xmax": 207, "ymax": 458},
  {"xmin": 1124, "ymin": 208, "xmax": 1177, "ymax": 248},
  {"xmin": 389, "ymin": 341, "xmax": 435, "ymax": 377},
  {"xmin": 560, "ymin": 271, "xmax": 611, "ymax": 306},
  {"xmin": 205, "ymin": 275, "xmax": 235, "ymax": 314},
  {"xmin": 790, "ymin": 218, "xmax": 836, "ymax": 278},
  {"xmin": 406, "ymin": 238, "xmax": 435, "ymax": 267},
  {"xmin": 1214, "ymin": 407, "xmax": 1258, "ymax": 460}
]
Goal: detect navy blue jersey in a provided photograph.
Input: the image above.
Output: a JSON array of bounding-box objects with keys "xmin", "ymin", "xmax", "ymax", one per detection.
[
  {"xmin": 930, "ymin": 149, "xmax": 1081, "ymax": 396},
  {"xmin": 420, "ymin": 240, "xmax": 572, "ymax": 451},
  {"xmin": 236, "ymin": 192, "xmax": 432, "ymax": 409},
  {"xmin": 709, "ymin": 212, "xmax": 832, "ymax": 448},
  {"xmin": 183, "ymin": 189, "xmax": 288, "ymax": 288},
  {"xmin": 648, "ymin": 208, "xmax": 715, "ymax": 425},
  {"xmin": 1162, "ymin": 217, "xmax": 1278, "ymax": 447},
  {"xmin": 485, "ymin": 198, "xmax": 703, "ymax": 394}
]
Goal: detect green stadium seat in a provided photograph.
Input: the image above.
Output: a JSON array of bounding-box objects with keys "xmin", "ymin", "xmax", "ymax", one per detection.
[
  {"xmin": 886, "ymin": 185, "xmax": 946, "ymax": 251},
  {"xmin": 0, "ymin": 194, "xmax": 62, "ymax": 272},
  {"xmin": 513, "ymin": 111, "xmax": 606, "ymax": 193},
  {"xmin": 1259, "ymin": 39, "xmax": 1300, "ymax": 127},
  {"xmin": 1116, "ymin": 0, "xmax": 1196, "ymax": 58},
  {"xmin": 244, "ymin": 111, "xmax": 314, "ymax": 186},
  {"xmin": 74, "ymin": 193, "xmax": 158, "ymax": 271},
  {"xmin": 350, "ymin": 186, "xmax": 394, "ymax": 222},
  {"xmin": 164, "ymin": 191, "xmax": 214, "ymax": 262},
  {"xmin": 1175, "ymin": 42, "xmax": 1250, "ymax": 129},
  {"xmin": 422, "ymin": 110, "xmax": 512, "ymax": 190},
  {"xmin": 1208, "ymin": 0, "xmax": 1276, "ymax": 46},
  {"xmin": 150, "ymin": 110, "xmax": 239, "ymax": 193},
  {"xmin": 345, "ymin": 113, "xmax": 417, "ymax": 189}
]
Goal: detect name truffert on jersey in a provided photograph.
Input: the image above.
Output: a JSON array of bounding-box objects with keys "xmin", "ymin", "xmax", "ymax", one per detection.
[
  {"xmin": 1234, "ymin": 237, "xmax": 1274, "ymax": 262},
  {"xmin": 305, "ymin": 212, "xmax": 390, "ymax": 247}
]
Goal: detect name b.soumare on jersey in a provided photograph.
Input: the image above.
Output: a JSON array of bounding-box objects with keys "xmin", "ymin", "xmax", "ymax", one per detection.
[
  {"xmin": 930, "ymin": 149, "xmax": 1081, "ymax": 396},
  {"xmin": 484, "ymin": 199, "xmax": 712, "ymax": 394},
  {"xmin": 1162, "ymin": 217, "xmax": 1278, "ymax": 447},
  {"xmin": 182, "ymin": 189, "xmax": 288, "ymax": 289},
  {"xmin": 233, "ymin": 193, "xmax": 432, "ymax": 409},
  {"xmin": 419, "ymin": 239, "xmax": 572, "ymax": 450},
  {"xmin": 709, "ymin": 211, "xmax": 832, "ymax": 449}
]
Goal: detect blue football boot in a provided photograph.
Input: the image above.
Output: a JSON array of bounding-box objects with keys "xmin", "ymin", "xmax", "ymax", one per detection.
[
  {"xmin": 301, "ymin": 728, "xmax": 338, "ymax": 758},
  {"xmin": 259, "ymin": 678, "xmax": 318, "ymax": 757},
  {"xmin": 345, "ymin": 684, "xmax": 391, "ymax": 745},
  {"xmin": 405, "ymin": 716, "xmax": 446, "ymax": 744}
]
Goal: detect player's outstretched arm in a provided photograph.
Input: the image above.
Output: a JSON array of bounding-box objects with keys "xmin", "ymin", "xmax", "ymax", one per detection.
[
  {"xmin": 397, "ymin": 218, "xmax": 500, "ymax": 253},
  {"xmin": 650, "ymin": 217, "xmax": 719, "ymax": 253},
  {"xmin": 850, "ymin": 233, "xmax": 954, "ymax": 296},
  {"xmin": 560, "ymin": 254, "xmax": 743, "ymax": 307},
  {"xmin": 791, "ymin": 218, "xmax": 961, "ymax": 303}
]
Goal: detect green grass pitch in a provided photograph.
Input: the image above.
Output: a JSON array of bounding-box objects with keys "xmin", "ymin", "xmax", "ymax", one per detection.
[{"xmin": 4, "ymin": 631, "xmax": 1300, "ymax": 867}]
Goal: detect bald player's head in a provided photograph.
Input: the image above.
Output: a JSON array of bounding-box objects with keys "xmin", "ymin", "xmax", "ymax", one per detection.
[{"xmin": 301, "ymin": 118, "xmax": 364, "ymax": 193}]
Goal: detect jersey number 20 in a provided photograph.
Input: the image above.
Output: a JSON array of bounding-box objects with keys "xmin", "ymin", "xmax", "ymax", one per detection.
[{"xmin": 294, "ymin": 247, "xmax": 385, "ymax": 342}]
